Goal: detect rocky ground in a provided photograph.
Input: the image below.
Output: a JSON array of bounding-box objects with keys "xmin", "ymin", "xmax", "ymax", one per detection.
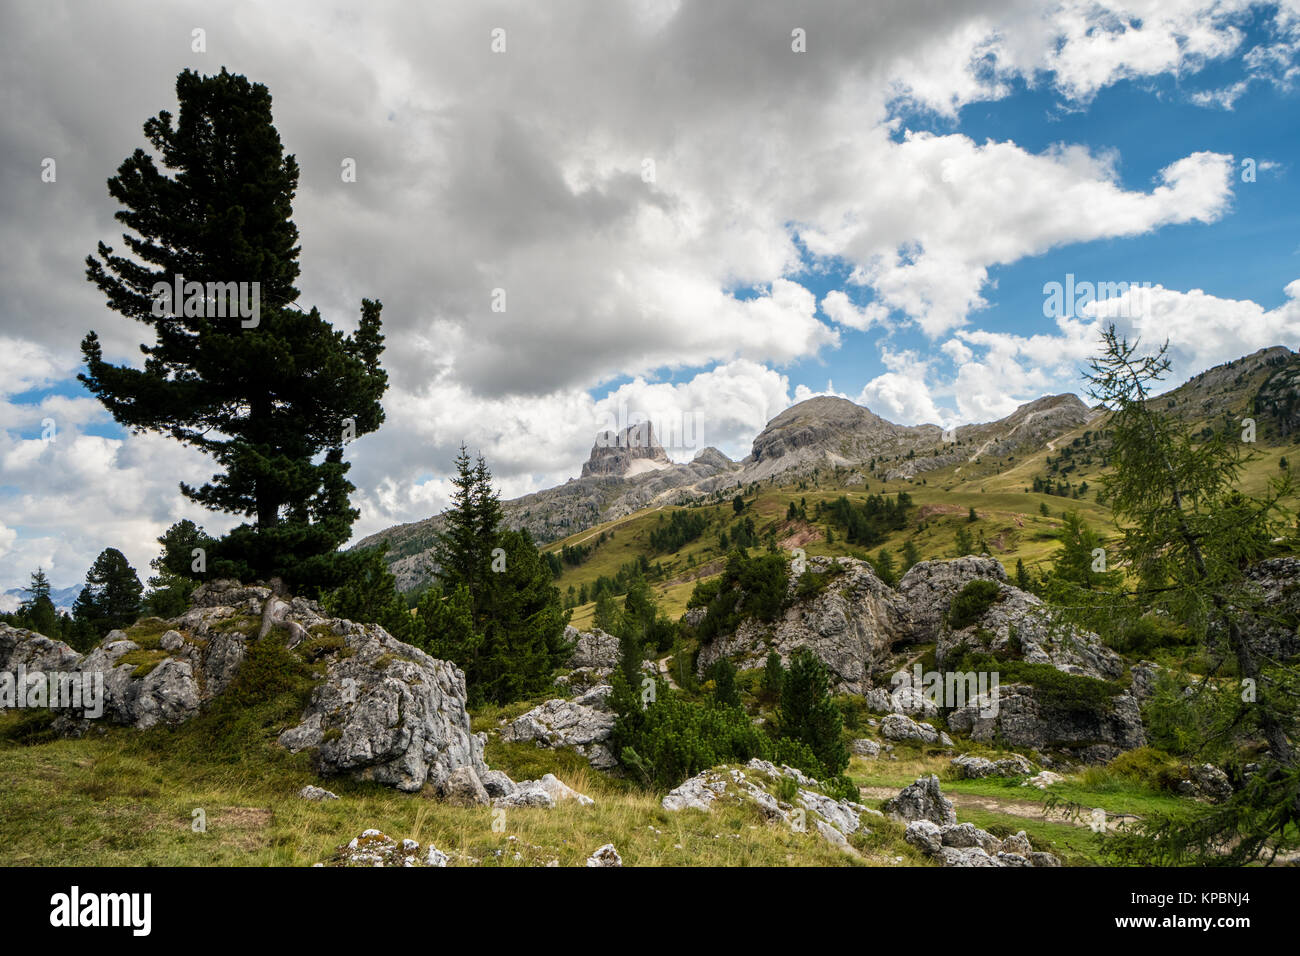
[{"xmin": 2, "ymin": 550, "xmax": 1291, "ymax": 866}]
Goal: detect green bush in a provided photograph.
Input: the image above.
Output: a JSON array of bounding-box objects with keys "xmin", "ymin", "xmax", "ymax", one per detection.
[
  {"xmin": 610, "ymin": 679, "xmax": 773, "ymax": 790},
  {"xmin": 946, "ymin": 579, "xmax": 1003, "ymax": 630},
  {"xmin": 1107, "ymin": 746, "xmax": 1184, "ymax": 791},
  {"xmin": 1110, "ymin": 616, "xmax": 1196, "ymax": 655}
]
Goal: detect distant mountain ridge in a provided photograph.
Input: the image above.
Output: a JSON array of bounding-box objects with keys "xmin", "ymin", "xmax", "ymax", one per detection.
[
  {"xmin": 355, "ymin": 344, "xmax": 1299, "ymax": 592},
  {"xmin": 1, "ymin": 584, "xmax": 83, "ymax": 614}
]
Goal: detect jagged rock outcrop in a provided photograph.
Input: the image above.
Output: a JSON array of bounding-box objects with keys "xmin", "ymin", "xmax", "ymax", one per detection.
[
  {"xmin": 2, "ymin": 579, "xmax": 501, "ymax": 797},
  {"xmin": 581, "ymin": 422, "xmax": 672, "ymax": 478},
  {"xmin": 882, "ymin": 774, "xmax": 957, "ymax": 825},
  {"xmin": 936, "ymin": 580, "xmax": 1124, "ymax": 680},
  {"xmin": 499, "ymin": 685, "xmax": 616, "ymax": 769},
  {"xmin": 695, "ymin": 556, "xmax": 902, "ymax": 693},
  {"xmin": 946, "ymin": 682, "xmax": 1145, "ymax": 761},
  {"xmin": 1, "ymin": 621, "xmax": 208, "ymax": 732},
  {"xmin": 276, "ymin": 619, "xmax": 488, "ymax": 794},
  {"xmin": 564, "ymin": 625, "xmax": 618, "ymax": 671}
]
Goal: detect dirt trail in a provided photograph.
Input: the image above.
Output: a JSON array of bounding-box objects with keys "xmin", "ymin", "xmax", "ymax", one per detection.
[{"xmin": 857, "ymin": 785, "xmax": 1137, "ymax": 831}]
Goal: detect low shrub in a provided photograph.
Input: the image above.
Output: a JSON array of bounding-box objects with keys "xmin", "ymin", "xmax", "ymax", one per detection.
[{"xmin": 946, "ymin": 579, "xmax": 1003, "ymax": 630}]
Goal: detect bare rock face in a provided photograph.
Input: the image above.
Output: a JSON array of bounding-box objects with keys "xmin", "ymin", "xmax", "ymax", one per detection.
[
  {"xmin": 695, "ymin": 556, "xmax": 902, "ymax": 693},
  {"xmin": 946, "ymin": 683, "xmax": 1145, "ymax": 761},
  {"xmin": 895, "ymin": 556, "xmax": 1009, "ymax": 646},
  {"xmin": 581, "ymin": 422, "xmax": 671, "ymax": 478}
]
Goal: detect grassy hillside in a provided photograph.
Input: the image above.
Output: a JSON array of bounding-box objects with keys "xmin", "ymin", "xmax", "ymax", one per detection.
[{"xmin": 550, "ymin": 409, "xmax": 1299, "ymax": 630}]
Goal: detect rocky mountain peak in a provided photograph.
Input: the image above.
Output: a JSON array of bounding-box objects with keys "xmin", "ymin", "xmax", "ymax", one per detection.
[{"xmin": 581, "ymin": 422, "xmax": 672, "ymax": 478}]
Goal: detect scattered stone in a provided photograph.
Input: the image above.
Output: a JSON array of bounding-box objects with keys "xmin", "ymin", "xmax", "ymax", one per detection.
[
  {"xmin": 326, "ymin": 829, "xmax": 442, "ymax": 867},
  {"xmin": 850, "ymin": 738, "xmax": 881, "ymax": 757},
  {"xmin": 1021, "ymin": 770, "xmax": 1065, "ymax": 790},
  {"xmin": 298, "ymin": 785, "xmax": 339, "ymax": 801},
  {"xmin": 586, "ymin": 843, "xmax": 622, "ymax": 867},
  {"xmin": 492, "ymin": 773, "xmax": 594, "ymax": 809},
  {"xmin": 905, "ymin": 821, "xmax": 1059, "ymax": 867}
]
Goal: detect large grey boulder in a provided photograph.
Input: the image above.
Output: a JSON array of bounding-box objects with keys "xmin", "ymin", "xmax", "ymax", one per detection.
[
  {"xmin": 880, "ymin": 713, "xmax": 952, "ymax": 747},
  {"xmin": 950, "ymin": 753, "xmax": 1034, "ymax": 779},
  {"xmin": 946, "ymin": 683, "xmax": 1145, "ymax": 761},
  {"xmin": 565, "ymin": 626, "xmax": 619, "ymax": 671},
  {"xmin": 500, "ymin": 684, "xmax": 616, "ymax": 769},
  {"xmin": 278, "ymin": 623, "xmax": 488, "ymax": 793},
  {"xmin": 866, "ymin": 683, "xmax": 940, "ymax": 718}
]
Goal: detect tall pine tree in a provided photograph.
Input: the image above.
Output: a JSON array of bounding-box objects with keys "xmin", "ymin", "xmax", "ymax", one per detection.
[
  {"xmin": 18, "ymin": 568, "xmax": 59, "ymax": 638},
  {"xmin": 80, "ymin": 68, "xmax": 388, "ymax": 587},
  {"xmin": 424, "ymin": 450, "xmax": 570, "ymax": 703},
  {"xmin": 72, "ymin": 548, "xmax": 143, "ymax": 639}
]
